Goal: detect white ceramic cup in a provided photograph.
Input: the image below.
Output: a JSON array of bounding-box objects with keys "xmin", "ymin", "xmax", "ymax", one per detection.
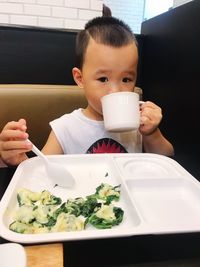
[{"xmin": 101, "ymin": 91, "xmax": 141, "ymax": 132}]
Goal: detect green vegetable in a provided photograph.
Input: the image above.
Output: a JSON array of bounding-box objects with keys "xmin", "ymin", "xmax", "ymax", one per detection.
[
  {"xmin": 65, "ymin": 197, "xmax": 85, "ymax": 216},
  {"xmin": 9, "ymin": 183, "xmax": 124, "ymax": 234},
  {"xmin": 40, "ymin": 190, "xmax": 62, "ymax": 205},
  {"xmin": 44, "ymin": 217, "xmax": 57, "ymax": 227},
  {"xmin": 14, "ymin": 205, "xmax": 35, "ymax": 224},
  {"xmin": 93, "ymin": 183, "xmax": 121, "ymax": 204},
  {"xmin": 87, "ymin": 206, "xmax": 124, "ymax": 229},
  {"xmin": 81, "ymin": 196, "xmax": 100, "ymax": 217},
  {"xmin": 52, "ymin": 203, "xmax": 68, "ymax": 220},
  {"xmin": 17, "ymin": 188, "xmax": 41, "ymax": 206},
  {"xmin": 9, "ymin": 221, "xmax": 33, "ymax": 234}
]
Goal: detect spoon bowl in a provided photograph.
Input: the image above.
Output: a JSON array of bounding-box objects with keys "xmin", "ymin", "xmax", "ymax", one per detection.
[{"xmin": 28, "ymin": 140, "xmax": 75, "ymax": 188}]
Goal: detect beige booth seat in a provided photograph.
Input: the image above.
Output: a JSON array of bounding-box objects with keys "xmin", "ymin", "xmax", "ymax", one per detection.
[
  {"xmin": 0, "ymin": 85, "xmax": 87, "ymax": 150},
  {"xmin": 0, "ymin": 84, "xmax": 142, "ymax": 150}
]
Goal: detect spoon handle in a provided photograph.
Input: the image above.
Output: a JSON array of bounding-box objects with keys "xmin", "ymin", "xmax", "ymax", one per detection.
[{"xmin": 27, "ymin": 139, "xmax": 47, "ymax": 161}]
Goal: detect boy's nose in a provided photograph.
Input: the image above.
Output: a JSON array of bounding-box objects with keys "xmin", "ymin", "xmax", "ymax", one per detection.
[{"xmin": 107, "ymin": 84, "xmax": 121, "ymax": 94}]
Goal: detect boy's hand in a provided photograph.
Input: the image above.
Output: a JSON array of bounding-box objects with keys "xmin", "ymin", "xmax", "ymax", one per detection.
[
  {"xmin": 0, "ymin": 119, "xmax": 32, "ymax": 166},
  {"xmin": 139, "ymin": 101, "xmax": 162, "ymax": 136}
]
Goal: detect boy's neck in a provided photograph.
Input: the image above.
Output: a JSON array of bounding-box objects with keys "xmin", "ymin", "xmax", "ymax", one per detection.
[{"xmin": 82, "ymin": 106, "xmax": 103, "ymax": 121}]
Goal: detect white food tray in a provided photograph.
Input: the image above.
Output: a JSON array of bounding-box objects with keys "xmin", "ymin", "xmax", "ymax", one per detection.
[{"xmin": 0, "ymin": 153, "xmax": 200, "ymax": 244}]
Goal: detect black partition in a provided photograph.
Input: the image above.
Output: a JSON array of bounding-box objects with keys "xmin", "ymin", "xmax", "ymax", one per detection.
[
  {"xmin": 0, "ymin": 26, "xmax": 77, "ymax": 85},
  {"xmin": 141, "ymin": 0, "xmax": 200, "ymax": 178},
  {"xmin": 0, "ymin": 25, "xmax": 144, "ymax": 86}
]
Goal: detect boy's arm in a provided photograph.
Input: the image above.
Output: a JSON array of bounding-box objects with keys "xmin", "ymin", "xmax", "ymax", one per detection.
[
  {"xmin": 142, "ymin": 128, "xmax": 174, "ymax": 156},
  {"xmin": 139, "ymin": 101, "xmax": 174, "ymax": 156},
  {"xmin": 42, "ymin": 131, "xmax": 64, "ymax": 155}
]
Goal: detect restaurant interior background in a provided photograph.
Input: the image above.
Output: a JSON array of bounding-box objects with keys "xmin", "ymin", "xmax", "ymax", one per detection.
[
  {"xmin": 0, "ymin": 0, "xmax": 194, "ymax": 33},
  {"xmin": 1, "ymin": 2, "xmax": 200, "ymax": 266},
  {"xmin": 0, "ymin": 0, "xmax": 199, "ymax": 179}
]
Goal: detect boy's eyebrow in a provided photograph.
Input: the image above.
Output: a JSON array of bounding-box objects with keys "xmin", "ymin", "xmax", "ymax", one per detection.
[
  {"xmin": 94, "ymin": 69, "xmax": 110, "ymax": 75},
  {"xmin": 124, "ymin": 70, "xmax": 136, "ymax": 75},
  {"xmin": 94, "ymin": 69, "xmax": 136, "ymax": 75}
]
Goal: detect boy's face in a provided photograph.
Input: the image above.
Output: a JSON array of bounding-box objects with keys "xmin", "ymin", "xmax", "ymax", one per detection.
[{"xmin": 73, "ymin": 38, "xmax": 138, "ymax": 120}]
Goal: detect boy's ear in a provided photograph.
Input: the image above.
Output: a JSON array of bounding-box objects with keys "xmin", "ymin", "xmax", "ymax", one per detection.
[{"xmin": 72, "ymin": 67, "xmax": 84, "ymax": 88}]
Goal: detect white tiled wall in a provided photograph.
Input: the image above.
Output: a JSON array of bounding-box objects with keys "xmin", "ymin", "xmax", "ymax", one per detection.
[
  {"xmin": 104, "ymin": 0, "xmax": 145, "ymax": 34},
  {"xmin": 173, "ymin": 0, "xmax": 193, "ymax": 8},
  {"xmin": 0, "ymin": 0, "xmax": 144, "ymax": 33},
  {"xmin": 0, "ymin": 0, "xmax": 103, "ymax": 30}
]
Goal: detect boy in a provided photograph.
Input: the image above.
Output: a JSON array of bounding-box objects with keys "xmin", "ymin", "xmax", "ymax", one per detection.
[{"xmin": 0, "ymin": 16, "xmax": 174, "ymax": 166}]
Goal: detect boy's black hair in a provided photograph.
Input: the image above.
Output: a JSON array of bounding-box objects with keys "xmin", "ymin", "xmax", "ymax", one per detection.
[
  {"xmin": 102, "ymin": 4, "xmax": 112, "ymax": 17},
  {"xmin": 75, "ymin": 16, "xmax": 137, "ymax": 69}
]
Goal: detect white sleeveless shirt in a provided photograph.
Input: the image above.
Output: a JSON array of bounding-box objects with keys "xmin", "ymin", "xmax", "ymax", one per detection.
[{"xmin": 50, "ymin": 108, "xmax": 142, "ymax": 154}]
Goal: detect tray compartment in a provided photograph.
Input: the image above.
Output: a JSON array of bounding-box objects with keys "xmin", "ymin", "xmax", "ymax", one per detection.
[
  {"xmin": 0, "ymin": 155, "xmax": 141, "ymax": 243},
  {"xmin": 113, "ymin": 154, "xmax": 190, "ymax": 180},
  {"xmin": 126, "ymin": 177, "xmax": 200, "ymax": 227}
]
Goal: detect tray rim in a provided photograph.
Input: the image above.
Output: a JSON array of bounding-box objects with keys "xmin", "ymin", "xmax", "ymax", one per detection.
[{"xmin": 0, "ymin": 153, "xmax": 200, "ymax": 243}]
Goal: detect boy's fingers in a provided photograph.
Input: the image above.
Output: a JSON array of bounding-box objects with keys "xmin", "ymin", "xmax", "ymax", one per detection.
[
  {"xmin": 142, "ymin": 111, "xmax": 161, "ymax": 123},
  {"xmin": 3, "ymin": 119, "xmax": 27, "ymax": 131},
  {"xmin": 1, "ymin": 140, "xmax": 32, "ymax": 151},
  {"xmin": 142, "ymin": 101, "xmax": 159, "ymax": 109},
  {"xmin": 2, "ymin": 149, "xmax": 27, "ymax": 159},
  {"xmin": 140, "ymin": 116, "xmax": 150, "ymax": 125},
  {"xmin": 18, "ymin": 118, "xmax": 26, "ymax": 124},
  {"xmin": 18, "ymin": 119, "xmax": 27, "ymax": 131},
  {"xmin": 0, "ymin": 130, "xmax": 28, "ymax": 141},
  {"xmin": 1, "ymin": 150, "xmax": 29, "ymax": 165}
]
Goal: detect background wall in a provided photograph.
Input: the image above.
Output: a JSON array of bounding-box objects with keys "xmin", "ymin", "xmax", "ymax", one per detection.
[
  {"xmin": 0, "ymin": 0, "xmax": 145, "ymax": 33},
  {"xmin": 0, "ymin": 0, "xmax": 103, "ymax": 30},
  {"xmin": 0, "ymin": 24, "xmax": 144, "ymax": 86},
  {"xmin": 0, "ymin": 26, "xmax": 77, "ymax": 85},
  {"xmin": 0, "ymin": 0, "xmax": 195, "ymax": 34},
  {"xmin": 141, "ymin": 0, "xmax": 200, "ymax": 178},
  {"xmin": 173, "ymin": 0, "xmax": 193, "ymax": 7},
  {"xmin": 104, "ymin": 0, "xmax": 145, "ymax": 34}
]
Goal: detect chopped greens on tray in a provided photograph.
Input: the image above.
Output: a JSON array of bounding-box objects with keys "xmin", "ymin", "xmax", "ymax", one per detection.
[{"xmin": 9, "ymin": 183, "xmax": 124, "ymax": 234}]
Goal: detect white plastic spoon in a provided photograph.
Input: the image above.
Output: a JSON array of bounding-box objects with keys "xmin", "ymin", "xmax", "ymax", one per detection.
[{"xmin": 28, "ymin": 139, "xmax": 75, "ymax": 188}]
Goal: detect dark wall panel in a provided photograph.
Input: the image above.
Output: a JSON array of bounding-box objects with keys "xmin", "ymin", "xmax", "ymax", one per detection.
[
  {"xmin": 141, "ymin": 0, "xmax": 200, "ymax": 178},
  {"xmin": 0, "ymin": 25, "xmax": 144, "ymax": 86},
  {"xmin": 0, "ymin": 26, "xmax": 77, "ymax": 85}
]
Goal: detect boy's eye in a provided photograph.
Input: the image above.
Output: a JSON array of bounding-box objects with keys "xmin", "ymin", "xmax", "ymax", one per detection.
[
  {"xmin": 122, "ymin": 77, "xmax": 132, "ymax": 83},
  {"xmin": 98, "ymin": 77, "xmax": 108, "ymax": 82}
]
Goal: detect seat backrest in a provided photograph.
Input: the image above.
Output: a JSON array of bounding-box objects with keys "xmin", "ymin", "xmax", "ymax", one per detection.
[
  {"xmin": 0, "ymin": 84, "xmax": 142, "ymax": 150},
  {"xmin": 0, "ymin": 85, "xmax": 87, "ymax": 149}
]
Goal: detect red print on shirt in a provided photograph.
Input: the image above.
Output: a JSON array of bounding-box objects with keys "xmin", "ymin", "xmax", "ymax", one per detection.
[{"xmin": 86, "ymin": 138, "xmax": 127, "ymax": 154}]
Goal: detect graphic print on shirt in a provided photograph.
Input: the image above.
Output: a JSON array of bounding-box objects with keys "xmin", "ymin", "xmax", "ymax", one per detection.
[{"xmin": 86, "ymin": 138, "xmax": 128, "ymax": 154}]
